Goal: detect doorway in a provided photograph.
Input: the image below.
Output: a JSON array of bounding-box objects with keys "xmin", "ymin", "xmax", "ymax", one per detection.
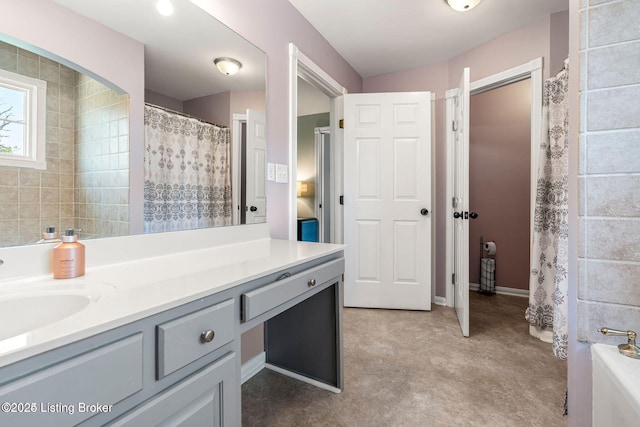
[
  {"xmin": 288, "ymin": 43, "xmax": 346, "ymax": 244},
  {"xmin": 468, "ymin": 79, "xmax": 532, "ymax": 297},
  {"xmin": 445, "ymin": 58, "xmax": 543, "ymax": 336},
  {"xmin": 296, "ymin": 77, "xmax": 330, "ymax": 242}
]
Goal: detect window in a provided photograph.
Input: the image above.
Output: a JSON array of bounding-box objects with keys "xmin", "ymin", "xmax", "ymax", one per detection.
[{"xmin": 0, "ymin": 69, "xmax": 46, "ymax": 169}]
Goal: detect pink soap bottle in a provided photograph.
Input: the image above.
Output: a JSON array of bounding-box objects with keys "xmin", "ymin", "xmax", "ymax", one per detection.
[{"xmin": 52, "ymin": 229, "xmax": 85, "ymax": 279}]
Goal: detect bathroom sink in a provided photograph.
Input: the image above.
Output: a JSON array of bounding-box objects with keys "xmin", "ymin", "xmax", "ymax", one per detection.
[
  {"xmin": 0, "ymin": 294, "xmax": 93, "ymax": 341},
  {"xmin": 0, "ymin": 279, "xmax": 117, "ymax": 341}
]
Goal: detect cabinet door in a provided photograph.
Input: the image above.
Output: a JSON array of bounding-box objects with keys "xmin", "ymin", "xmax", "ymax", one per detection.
[{"xmin": 109, "ymin": 353, "xmax": 237, "ymax": 427}]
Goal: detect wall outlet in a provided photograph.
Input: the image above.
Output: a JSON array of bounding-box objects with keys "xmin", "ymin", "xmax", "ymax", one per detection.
[
  {"xmin": 275, "ymin": 164, "xmax": 288, "ymax": 183},
  {"xmin": 267, "ymin": 163, "xmax": 275, "ymax": 181}
]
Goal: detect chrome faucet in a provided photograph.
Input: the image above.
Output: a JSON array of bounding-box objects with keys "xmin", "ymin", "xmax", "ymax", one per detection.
[{"xmin": 598, "ymin": 327, "xmax": 640, "ymax": 359}]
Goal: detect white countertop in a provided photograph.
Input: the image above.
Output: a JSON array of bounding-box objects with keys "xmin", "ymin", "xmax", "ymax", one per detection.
[{"xmin": 0, "ymin": 225, "xmax": 344, "ymax": 368}]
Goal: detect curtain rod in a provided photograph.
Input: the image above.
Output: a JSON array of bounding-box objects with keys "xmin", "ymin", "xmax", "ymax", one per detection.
[{"xmin": 145, "ymin": 102, "xmax": 228, "ymax": 129}]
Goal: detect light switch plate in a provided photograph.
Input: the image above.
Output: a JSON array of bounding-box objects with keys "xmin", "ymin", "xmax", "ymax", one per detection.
[
  {"xmin": 275, "ymin": 164, "xmax": 288, "ymax": 183},
  {"xmin": 267, "ymin": 163, "xmax": 275, "ymax": 181}
]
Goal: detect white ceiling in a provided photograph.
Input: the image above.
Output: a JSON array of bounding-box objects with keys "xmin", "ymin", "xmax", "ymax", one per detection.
[
  {"xmin": 288, "ymin": 0, "xmax": 569, "ymax": 78},
  {"xmin": 53, "ymin": 0, "xmax": 265, "ymax": 101}
]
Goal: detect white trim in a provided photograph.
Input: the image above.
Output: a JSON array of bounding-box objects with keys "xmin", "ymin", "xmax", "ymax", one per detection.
[
  {"xmin": 434, "ymin": 296, "xmax": 447, "ymax": 306},
  {"xmin": 241, "ymin": 351, "xmax": 266, "ymax": 384},
  {"xmin": 0, "ymin": 69, "xmax": 47, "ymax": 170},
  {"xmin": 444, "ymin": 89, "xmax": 457, "ymax": 308},
  {"xmin": 232, "ymin": 113, "xmax": 247, "ymax": 226},
  {"xmin": 265, "ymin": 363, "xmax": 342, "ymax": 394},
  {"xmin": 469, "ymin": 283, "xmax": 529, "ymax": 298},
  {"xmin": 315, "ymin": 126, "xmax": 331, "ymax": 242},
  {"xmin": 288, "ymin": 43, "xmax": 347, "ymax": 241},
  {"xmin": 444, "ymin": 58, "xmax": 543, "ymax": 308}
]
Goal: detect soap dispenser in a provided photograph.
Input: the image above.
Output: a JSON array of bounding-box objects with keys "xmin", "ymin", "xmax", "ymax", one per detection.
[
  {"xmin": 52, "ymin": 229, "xmax": 85, "ymax": 279},
  {"xmin": 37, "ymin": 226, "xmax": 62, "ymax": 244}
]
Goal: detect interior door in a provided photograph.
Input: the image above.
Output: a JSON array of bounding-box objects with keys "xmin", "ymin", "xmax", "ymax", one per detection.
[
  {"xmin": 245, "ymin": 109, "xmax": 267, "ymax": 223},
  {"xmin": 452, "ymin": 68, "xmax": 471, "ymax": 337},
  {"xmin": 343, "ymin": 92, "xmax": 432, "ymax": 310}
]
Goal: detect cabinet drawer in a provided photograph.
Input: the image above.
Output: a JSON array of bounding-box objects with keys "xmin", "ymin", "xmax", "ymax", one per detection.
[
  {"xmin": 0, "ymin": 334, "xmax": 143, "ymax": 427},
  {"xmin": 157, "ymin": 299, "xmax": 234, "ymax": 379},
  {"xmin": 242, "ymin": 258, "xmax": 344, "ymax": 322},
  {"xmin": 109, "ymin": 352, "xmax": 237, "ymax": 427}
]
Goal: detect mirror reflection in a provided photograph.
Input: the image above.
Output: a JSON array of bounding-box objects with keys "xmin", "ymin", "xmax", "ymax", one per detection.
[
  {"xmin": 0, "ymin": 40, "xmax": 130, "ymax": 247},
  {"xmin": 0, "ymin": 0, "xmax": 266, "ymax": 247}
]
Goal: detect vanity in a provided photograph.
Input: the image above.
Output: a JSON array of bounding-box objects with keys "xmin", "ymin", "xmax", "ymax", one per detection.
[{"xmin": 0, "ymin": 224, "xmax": 344, "ymax": 426}]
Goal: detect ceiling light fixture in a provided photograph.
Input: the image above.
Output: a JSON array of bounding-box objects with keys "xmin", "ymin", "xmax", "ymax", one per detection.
[
  {"xmin": 156, "ymin": 0, "xmax": 174, "ymax": 16},
  {"xmin": 213, "ymin": 57, "xmax": 242, "ymax": 76},
  {"xmin": 445, "ymin": 0, "xmax": 483, "ymax": 12}
]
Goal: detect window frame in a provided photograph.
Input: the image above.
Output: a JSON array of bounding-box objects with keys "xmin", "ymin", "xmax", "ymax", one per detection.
[{"xmin": 0, "ymin": 68, "xmax": 47, "ymax": 170}]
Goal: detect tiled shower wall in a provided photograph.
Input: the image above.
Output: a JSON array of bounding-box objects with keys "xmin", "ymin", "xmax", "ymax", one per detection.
[
  {"xmin": 577, "ymin": 0, "xmax": 640, "ymax": 341},
  {"xmin": 0, "ymin": 41, "xmax": 129, "ymax": 246},
  {"xmin": 0, "ymin": 42, "xmax": 75, "ymax": 246},
  {"xmin": 74, "ymin": 75, "xmax": 129, "ymax": 239}
]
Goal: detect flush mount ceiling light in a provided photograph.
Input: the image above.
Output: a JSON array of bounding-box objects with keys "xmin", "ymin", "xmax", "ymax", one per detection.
[
  {"xmin": 156, "ymin": 0, "xmax": 174, "ymax": 16},
  {"xmin": 213, "ymin": 57, "xmax": 242, "ymax": 75},
  {"xmin": 445, "ymin": 0, "xmax": 483, "ymax": 12}
]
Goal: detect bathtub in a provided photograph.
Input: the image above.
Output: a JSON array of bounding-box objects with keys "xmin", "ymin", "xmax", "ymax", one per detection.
[{"xmin": 592, "ymin": 343, "xmax": 640, "ymax": 426}]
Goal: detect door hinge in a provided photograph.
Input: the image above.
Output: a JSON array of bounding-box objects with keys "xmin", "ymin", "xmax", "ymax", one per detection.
[
  {"xmin": 452, "ymin": 121, "xmax": 458, "ymax": 132},
  {"xmin": 339, "ymin": 119, "xmax": 344, "ymax": 129},
  {"xmin": 452, "ymin": 273, "xmax": 456, "ymax": 285},
  {"xmin": 339, "ymin": 195, "xmax": 344, "ymax": 205}
]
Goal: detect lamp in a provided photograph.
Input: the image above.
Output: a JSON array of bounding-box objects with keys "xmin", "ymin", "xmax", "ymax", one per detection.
[
  {"xmin": 213, "ymin": 57, "xmax": 242, "ymax": 75},
  {"xmin": 445, "ymin": 0, "xmax": 482, "ymax": 12},
  {"xmin": 297, "ymin": 181, "xmax": 315, "ymax": 198}
]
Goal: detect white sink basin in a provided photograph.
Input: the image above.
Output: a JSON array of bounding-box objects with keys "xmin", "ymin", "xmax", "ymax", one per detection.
[
  {"xmin": 0, "ymin": 294, "xmax": 93, "ymax": 341},
  {"xmin": 0, "ymin": 279, "xmax": 116, "ymax": 341}
]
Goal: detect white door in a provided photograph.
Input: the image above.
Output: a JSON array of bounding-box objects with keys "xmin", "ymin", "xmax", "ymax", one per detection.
[
  {"xmin": 344, "ymin": 92, "xmax": 432, "ymax": 310},
  {"xmin": 245, "ymin": 109, "xmax": 266, "ymax": 223},
  {"xmin": 451, "ymin": 68, "xmax": 471, "ymax": 337}
]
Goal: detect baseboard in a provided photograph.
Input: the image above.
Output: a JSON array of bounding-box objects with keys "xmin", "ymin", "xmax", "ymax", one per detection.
[
  {"xmin": 241, "ymin": 351, "xmax": 265, "ymax": 384},
  {"xmin": 434, "ymin": 296, "xmax": 447, "ymax": 306},
  {"xmin": 265, "ymin": 363, "xmax": 342, "ymax": 394},
  {"xmin": 469, "ymin": 282, "xmax": 529, "ymax": 298}
]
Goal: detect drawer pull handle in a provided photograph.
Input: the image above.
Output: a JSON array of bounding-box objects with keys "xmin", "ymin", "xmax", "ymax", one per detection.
[
  {"xmin": 200, "ymin": 330, "xmax": 215, "ymax": 343},
  {"xmin": 276, "ymin": 272, "xmax": 291, "ymax": 281},
  {"xmin": 308, "ymin": 278, "xmax": 317, "ymax": 287}
]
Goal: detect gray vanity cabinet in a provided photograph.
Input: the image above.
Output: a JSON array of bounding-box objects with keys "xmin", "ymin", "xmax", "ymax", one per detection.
[
  {"xmin": 0, "ymin": 295, "xmax": 239, "ymax": 427},
  {"xmin": 108, "ymin": 352, "xmax": 237, "ymax": 427},
  {"xmin": 0, "ymin": 252, "xmax": 344, "ymax": 427}
]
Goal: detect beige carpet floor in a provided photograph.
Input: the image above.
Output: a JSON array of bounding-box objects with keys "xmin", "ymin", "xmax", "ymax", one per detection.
[{"xmin": 242, "ymin": 292, "xmax": 567, "ymax": 426}]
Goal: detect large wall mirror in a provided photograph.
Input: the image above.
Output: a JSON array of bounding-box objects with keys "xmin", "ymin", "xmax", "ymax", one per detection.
[{"xmin": 0, "ymin": 0, "xmax": 266, "ymax": 247}]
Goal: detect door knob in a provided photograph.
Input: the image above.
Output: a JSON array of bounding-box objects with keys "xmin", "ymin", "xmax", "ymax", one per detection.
[
  {"xmin": 453, "ymin": 211, "xmax": 463, "ymax": 219},
  {"xmin": 420, "ymin": 208, "xmax": 429, "ymax": 216},
  {"xmin": 469, "ymin": 212, "xmax": 478, "ymax": 219},
  {"xmin": 249, "ymin": 206, "xmax": 258, "ymax": 212}
]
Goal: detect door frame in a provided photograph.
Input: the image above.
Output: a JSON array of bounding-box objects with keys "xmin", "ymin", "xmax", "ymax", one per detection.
[
  {"xmin": 315, "ymin": 126, "xmax": 331, "ymax": 242},
  {"xmin": 444, "ymin": 57, "xmax": 543, "ymax": 307},
  {"xmin": 232, "ymin": 113, "xmax": 246, "ymax": 226},
  {"xmin": 288, "ymin": 43, "xmax": 347, "ymax": 242}
]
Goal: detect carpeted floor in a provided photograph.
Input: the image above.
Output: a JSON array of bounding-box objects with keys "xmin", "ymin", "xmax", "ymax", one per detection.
[{"xmin": 242, "ymin": 292, "xmax": 567, "ymax": 426}]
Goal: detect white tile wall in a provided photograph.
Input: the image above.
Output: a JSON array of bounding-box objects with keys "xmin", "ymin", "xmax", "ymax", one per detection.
[{"xmin": 578, "ymin": 0, "xmax": 640, "ymax": 342}]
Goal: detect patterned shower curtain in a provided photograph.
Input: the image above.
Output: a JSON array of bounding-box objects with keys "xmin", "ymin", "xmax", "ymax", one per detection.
[
  {"xmin": 525, "ymin": 61, "xmax": 569, "ymax": 360},
  {"xmin": 144, "ymin": 104, "xmax": 232, "ymax": 233}
]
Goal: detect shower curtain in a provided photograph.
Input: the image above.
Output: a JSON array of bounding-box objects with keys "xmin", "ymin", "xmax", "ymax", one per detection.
[
  {"xmin": 144, "ymin": 104, "xmax": 232, "ymax": 233},
  {"xmin": 525, "ymin": 61, "xmax": 569, "ymax": 360}
]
